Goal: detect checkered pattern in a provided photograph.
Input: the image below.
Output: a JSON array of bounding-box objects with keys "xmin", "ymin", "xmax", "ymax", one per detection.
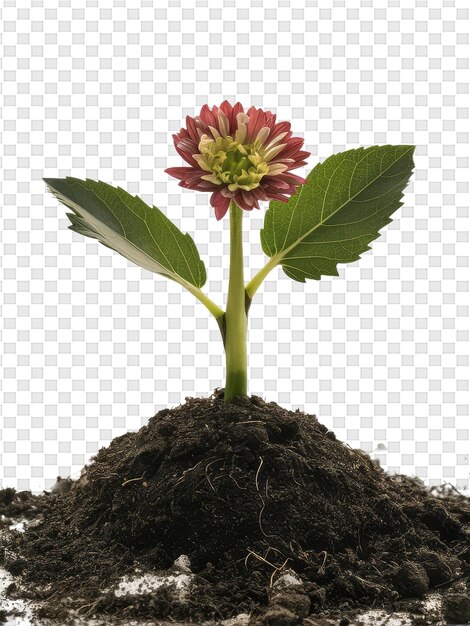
[{"xmin": 1, "ymin": 1, "xmax": 469, "ymax": 492}]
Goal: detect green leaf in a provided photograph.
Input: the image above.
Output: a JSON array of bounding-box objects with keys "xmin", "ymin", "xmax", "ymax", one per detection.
[
  {"xmin": 44, "ymin": 177, "xmax": 206, "ymax": 289},
  {"xmin": 260, "ymin": 145, "xmax": 415, "ymax": 282}
]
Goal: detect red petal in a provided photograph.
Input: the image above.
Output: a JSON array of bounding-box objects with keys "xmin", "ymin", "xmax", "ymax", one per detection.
[
  {"xmin": 270, "ymin": 121, "xmax": 291, "ymax": 139},
  {"xmin": 220, "ymin": 101, "xmax": 246, "ymax": 134},
  {"xmin": 262, "ymin": 177, "xmax": 291, "ymax": 190},
  {"xmin": 277, "ymin": 172, "xmax": 306, "ymax": 185},
  {"xmin": 264, "ymin": 112, "xmax": 277, "ymax": 130},
  {"xmin": 219, "ymin": 100, "xmax": 233, "ymax": 118},
  {"xmin": 245, "ymin": 107, "xmax": 268, "ymax": 143},
  {"xmin": 165, "ymin": 166, "xmax": 195, "ymax": 180},
  {"xmin": 249, "ymin": 186, "xmax": 269, "ymax": 202},
  {"xmin": 181, "ymin": 179, "xmax": 217, "ymax": 191},
  {"xmin": 174, "ymin": 142, "xmax": 199, "ymax": 167},
  {"xmin": 285, "ymin": 161, "xmax": 308, "ymax": 171},
  {"xmin": 232, "ymin": 191, "xmax": 257, "ymax": 211},
  {"xmin": 210, "ymin": 191, "xmax": 231, "ymax": 220},
  {"xmin": 267, "ymin": 193, "xmax": 291, "ymax": 203},
  {"xmin": 185, "ymin": 116, "xmax": 204, "ymax": 143},
  {"xmin": 198, "ymin": 104, "xmax": 217, "ymax": 127},
  {"xmin": 276, "ymin": 137, "xmax": 305, "ymax": 160},
  {"xmin": 230, "ymin": 102, "xmax": 244, "ymax": 132},
  {"xmin": 295, "ymin": 150, "xmax": 311, "ymax": 161},
  {"xmin": 241, "ymin": 191, "xmax": 259, "ymax": 209}
]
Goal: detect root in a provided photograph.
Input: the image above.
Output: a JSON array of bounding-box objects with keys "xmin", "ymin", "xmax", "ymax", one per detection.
[
  {"xmin": 76, "ymin": 598, "xmax": 101, "ymax": 616},
  {"xmin": 228, "ymin": 471, "xmax": 246, "ymax": 490},
  {"xmin": 175, "ymin": 460, "xmax": 203, "ymax": 485},
  {"xmin": 245, "ymin": 548, "xmax": 277, "ymax": 573},
  {"xmin": 245, "ymin": 549, "xmax": 291, "ymax": 588},
  {"xmin": 255, "ymin": 457, "xmax": 268, "ymax": 537},
  {"xmin": 270, "ymin": 558, "xmax": 291, "ymax": 588},
  {"xmin": 205, "ymin": 458, "xmax": 223, "ymax": 492},
  {"xmin": 121, "ymin": 475, "xmax": 144, "ymax": 487},
  {"xmin": 255, "ymin": 457, "xmax": 264, "ymax": 492},
  {"xmin": 254, "ymin": 457, "xmax": 277, "ymax": 539}
]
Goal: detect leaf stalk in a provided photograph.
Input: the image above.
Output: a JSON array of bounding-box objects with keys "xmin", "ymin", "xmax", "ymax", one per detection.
[{"xmin": 245, "ymin": 255, "xmax": 279, "ymax": 300}]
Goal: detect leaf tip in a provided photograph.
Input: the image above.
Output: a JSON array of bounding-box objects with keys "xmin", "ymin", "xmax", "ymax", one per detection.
[{"xmin": 43, "ymin": 177, "xmax": 57, "ymax": 191}]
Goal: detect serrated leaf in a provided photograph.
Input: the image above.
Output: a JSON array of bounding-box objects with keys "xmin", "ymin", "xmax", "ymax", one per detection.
[
  {"xmin": 260, "ymin": 145, "xmax": 415, "ymax": 282},
  {"xmin": 44, "ymin": 177, "xmax": 206, "ymax": 289}
]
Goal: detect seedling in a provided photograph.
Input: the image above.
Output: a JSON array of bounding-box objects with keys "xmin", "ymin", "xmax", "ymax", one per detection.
[{"xmin": 44, "ymin": 101, "xmax": 415, "ymax": 402}]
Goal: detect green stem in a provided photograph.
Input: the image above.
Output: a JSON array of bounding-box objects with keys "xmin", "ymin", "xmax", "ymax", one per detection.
[{"xmin": 224, "ymin": 201, "xmax": 247, "ymax": 401}]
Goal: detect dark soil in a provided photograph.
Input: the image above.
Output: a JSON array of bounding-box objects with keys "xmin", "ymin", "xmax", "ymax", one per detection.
[{"xmin": 1, "ymin": 393, "xmax": 469, "ymax": 625}]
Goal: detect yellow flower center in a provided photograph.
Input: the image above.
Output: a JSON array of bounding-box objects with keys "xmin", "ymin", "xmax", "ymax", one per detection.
[{"xmin": 194, "ymin": 135, "xmax": 270, "ymax": 192}]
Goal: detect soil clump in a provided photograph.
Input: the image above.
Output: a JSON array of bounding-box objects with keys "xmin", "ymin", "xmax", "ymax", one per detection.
[{"xmin": 1, "ymin": 393, "xmax": 469, "ymax": 624}]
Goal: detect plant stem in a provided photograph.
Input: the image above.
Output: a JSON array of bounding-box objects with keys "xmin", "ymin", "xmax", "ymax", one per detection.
[{"xmin": 224, "ymin": 201, "xmax": 247, "ymax": 401}]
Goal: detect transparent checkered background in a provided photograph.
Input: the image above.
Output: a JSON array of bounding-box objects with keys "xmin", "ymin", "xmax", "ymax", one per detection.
[{"xmin": 1, "ymin": 0, "xmax": 469, "ymax": 492}]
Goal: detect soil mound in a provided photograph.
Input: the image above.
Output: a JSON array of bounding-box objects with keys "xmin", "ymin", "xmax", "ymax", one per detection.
[{"xmin": 1, "ymin": 394, "xmax": 469, "ymax": 624}]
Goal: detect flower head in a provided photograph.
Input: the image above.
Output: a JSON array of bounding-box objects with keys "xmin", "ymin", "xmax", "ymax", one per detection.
[{"xmin": 165, "ymin": 101, "xmax": 310, "ymax": 220}]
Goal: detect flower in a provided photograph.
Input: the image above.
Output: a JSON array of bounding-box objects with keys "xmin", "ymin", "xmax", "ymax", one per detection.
[{"xmin": 165, "ymin": 101, "xmax": 310, "ymax": 220}]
